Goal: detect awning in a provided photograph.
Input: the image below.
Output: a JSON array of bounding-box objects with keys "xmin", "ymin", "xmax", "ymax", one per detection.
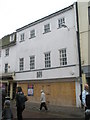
[{"xmin": 0, "ymin": 72, "xmax": 14, "ymax": 80}]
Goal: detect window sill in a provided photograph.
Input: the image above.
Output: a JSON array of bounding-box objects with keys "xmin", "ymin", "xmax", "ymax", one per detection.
[
  {"xmin": 19, "ymin": 40, "xmax": 25, "ymax": 42},
  {"xmin": 29, "ymin": 36, "xmax": 36, "ymax": 39},
  {"xmin": 43, "ymin": 30, "xmax": 51, "ymax": 34}
]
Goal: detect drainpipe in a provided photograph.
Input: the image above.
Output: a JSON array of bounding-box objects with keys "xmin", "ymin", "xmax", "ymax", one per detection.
[{"xmin": 75, "ymin": 2, "xmax": 82, "ymax": 107}]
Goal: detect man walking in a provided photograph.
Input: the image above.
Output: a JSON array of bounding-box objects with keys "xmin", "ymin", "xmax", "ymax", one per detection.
[
  {"xmin": 82, "ymin": 84, "xmax": 89, "ymax": 109},
  {"xmin": 39, "ymin": 90, "xmax": 48, "ymax": 111},
  {"xmin": 82, "ymin": 84, "xmax": 90, "ymax": 120}
]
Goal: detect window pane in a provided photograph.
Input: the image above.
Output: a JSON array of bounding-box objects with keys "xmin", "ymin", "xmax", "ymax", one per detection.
[
  {"xmin": 5, "ymin": 63, "xmax": 8, "ymax": 73},
  {"xmin": 20, "ymin": 33, "xmax": 24, "ymax": 42},
  {"xmin": 30, "ymin": 56, "xmax": 35, "ymax": 69},
  {"xmin": 30, "ymin": 30, "xmax": 35, "ymax": 38},
  {"xmin": 59, "ymin": 49, "xmax": 67, "ymax": 66},
  {"xmin": 44, "ymin": 24, "xmax": 50, "ymax": 33},
  {"xmin": 5, "ymin": 48, "xmax": 9, "ymax": 56},
  {"xmin": 58, "ymin": 17, "xmax": 65, "ymax": 28},
  {"xmin": 45, "ymin": 52, "xmax": 51, "ymax": 68},
  {"xmin": 19, "ymin": 58, "xmax": 24, "ymax": 71}
]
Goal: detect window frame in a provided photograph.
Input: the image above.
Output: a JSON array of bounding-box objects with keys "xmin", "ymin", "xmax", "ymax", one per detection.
[
  {"xmin": 58, "ymin": 17, "xmax": 65, "ymax": 28},
  {"xmin": 5, "ymin": 48, "xmax": 9, "ymax": 57},
  {"xmin": 30, "ymin": 55, "xmax": 35, "ymax": 70},
  {"xmin": 20, "ymin": 33, "xmax": 25, "ymax": 42},
  {"xmin": 43, "ymin": 23, "xmax": 51, "ymax": 33},
  {"xmin": 5, "ymin": 63, "xmax": 8, "ymax": 73},
  {"xmin": 44, "ymin": 52, "xmax": 51, "ymax": 68},
  {"xmin": 59, "ymin": 48, "xmax": 67, "ymax": 66},
  {"xmin": 30, "ymin": 29, "xmax": 36, "ymax": 39},
  {"xmin": 10, "ymin": 34, "xmax": 15, "ymax": 42},
  {"xmin": 19, "ymin": 58, "xmax": 24, "ymax": 71}
]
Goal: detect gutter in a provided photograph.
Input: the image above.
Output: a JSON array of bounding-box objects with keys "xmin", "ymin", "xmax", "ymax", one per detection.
[{"xmin": 75, "ymin": 2, "xmax": 82, "ymax": 106}]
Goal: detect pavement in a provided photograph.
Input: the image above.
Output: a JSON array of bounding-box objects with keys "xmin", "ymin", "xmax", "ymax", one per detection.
[{"xmin": 11, "ymin": 100, "xmax": 85, "ymax": 119}]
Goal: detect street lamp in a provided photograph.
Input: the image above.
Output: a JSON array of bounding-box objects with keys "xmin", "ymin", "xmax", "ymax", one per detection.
[{"xmin": 61, "ymin": 24, "xmax": 70, "ymax": 31}]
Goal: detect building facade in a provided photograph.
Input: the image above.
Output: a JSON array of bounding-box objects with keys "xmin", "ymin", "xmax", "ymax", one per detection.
[
  {"xmin": 0, "ymin": 32, "xmax": 17, "ymax": 99},
  {"xmin": 15, "ymin": 3, "xmax": 81, "ymax": 107},
  {"xmin": 78, "ymin": 1, "xmax": 90, "ymax": 90}
]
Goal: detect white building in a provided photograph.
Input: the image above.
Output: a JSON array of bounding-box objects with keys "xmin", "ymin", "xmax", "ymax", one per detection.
[
  {"xmin": 15, "ymin": 3, "xmax": 81, "ymax": 107},
  {"xmin": 0, "ymin": 32, "xmax": 17, "ymax": 99},
  {"xmin": 0, "ymin": 2, "xmax": 81, "ymax": 107}
]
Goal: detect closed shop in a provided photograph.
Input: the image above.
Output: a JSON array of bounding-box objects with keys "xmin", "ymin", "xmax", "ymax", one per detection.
[{"xmin": 18, "ymin": 79, "xmax": 76, "ymax": 107}]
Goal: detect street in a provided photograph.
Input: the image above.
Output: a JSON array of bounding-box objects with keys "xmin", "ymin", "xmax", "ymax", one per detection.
[
  {"xmin": 11, "ymin": 100, "xmax": 85, "ymax": 119},
  {"xmin": 0, "ymin": 100, "xmax": 85, "ymax": 119},
  {"xmin": 13, "ymin": 107, "xmax": 61, "ymax": 118},
  {"xmin": 12, "ymin": 107, "xmax": 85, "ymax": 119}
]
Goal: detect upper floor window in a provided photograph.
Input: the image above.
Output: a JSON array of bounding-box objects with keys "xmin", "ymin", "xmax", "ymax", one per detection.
[
  {"xmin": 5, "ymin": 63, "xmax": 8, "ymax": 73},
  {"xmin": 59, "ymin": 48, "xmax": 67, "ymax": 66},
  {"xmin": 30, "ymin": 29, "xmax": 35, "ymax": 39},
  {"xmin": 20, "ymin": 33, "xmax": 24, "ymax": 42},
  {"xmin": 58, "ymin": 17, "xmax": 65, "ymax": 28},
  {"xmin": 44, "ymin": 23, "xmax": 51, "ymax": 33},
  {"xmin": 5, "ymin": 48, "xmax": 9, "ymax": 56},
  {"xmin": 44, "ymin": 52, "xmax": 51, "ymax": 68},
  {"xmin": 30, "ymin": 56, "xmax": 35, "ymax": 70},
  {"xmin": 19, "ymin": 58, "xmax": 24, "ymax": 71},
  {"xmin": 10, "ymin": 34, "xmax": 15, "ymax": 42},
  {"xmin": 88, "ymin": 7, "xmax": 90, "ymax": 25}
]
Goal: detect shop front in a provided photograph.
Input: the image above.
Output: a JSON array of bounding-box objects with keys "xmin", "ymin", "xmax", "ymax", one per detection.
[
  {"xmin": 17, "ymin": 78, "xmax": 79, "ymax": 107},
  {"xmin": 0, "ymin": 73, "xmax": 17, "ymax": 99}
]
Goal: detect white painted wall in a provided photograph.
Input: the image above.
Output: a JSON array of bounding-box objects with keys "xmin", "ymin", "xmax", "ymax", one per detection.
[
  {"xmin": 15, "ymin": 6, "xmax": 79, "ymax": 81},
  {"xmin": 0, "ymin": 45, "xmax": 17, "ymax": 74}
]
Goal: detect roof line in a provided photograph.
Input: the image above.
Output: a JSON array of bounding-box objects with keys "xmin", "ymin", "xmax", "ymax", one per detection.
[{"xmin": 16, "ymin": 3, "xmax": 74, "ymax": 32}]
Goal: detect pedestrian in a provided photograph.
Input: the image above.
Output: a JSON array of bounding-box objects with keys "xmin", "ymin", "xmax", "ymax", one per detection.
[
  {"xmin": 15, "ymin": 86, "xmax": 28, "ymax": 120},
  {"xmin": 82, "ymin": 83, "xmax": 90, "ymax": 120},
  {"xmin": 82, "ymin": 84, "xmax": 89, "ymax": 110},
  {"xmin": 85, "ymin": 94, "xmax": 90, "ymax": 120},
  {"xmin": 2, "ymin": 100, "xmax": 13, "ymax": 120},
  {"xmin": 39, "ymin": 90, "xmax": 48, "ymax": 111},
  {"xmin": 2, "ymin": 88, "xmax": 7, "ymax": 110}
]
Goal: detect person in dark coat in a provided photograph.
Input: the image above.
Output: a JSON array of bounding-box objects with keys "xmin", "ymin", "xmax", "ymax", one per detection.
[
  {"xmin": 16, "ymin": 86, "xmax": 27, "ymax": 120},
  {"xmin": 2, "ymin": 100, "xmax": 13, "ymax": 120},
  {"xmin": 2, "ymin": 89, "xmax": 7, "ymax": 110},
  {"xmin": 85, "ymin": 84, "xmax": 90, "ymax": 120}
]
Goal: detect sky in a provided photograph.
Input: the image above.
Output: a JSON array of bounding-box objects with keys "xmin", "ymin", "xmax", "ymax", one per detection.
[{"xmin": 0, "ymin": 0, "xmax": 77, "ymax": 39}]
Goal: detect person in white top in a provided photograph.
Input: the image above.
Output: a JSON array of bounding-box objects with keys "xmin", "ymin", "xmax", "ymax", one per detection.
[
  {"xmin": 82, "ymin": 84, "xmax": 89, "ymax": 109},
  {"xmin": 39, "ymin": 90, "xmax": 48, "ymax": 111}
]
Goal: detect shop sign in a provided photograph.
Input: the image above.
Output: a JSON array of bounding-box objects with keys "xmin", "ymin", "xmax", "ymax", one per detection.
[{"xmin": 28, "ymin": 84, "xmax": 34, "ymax": 96}]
